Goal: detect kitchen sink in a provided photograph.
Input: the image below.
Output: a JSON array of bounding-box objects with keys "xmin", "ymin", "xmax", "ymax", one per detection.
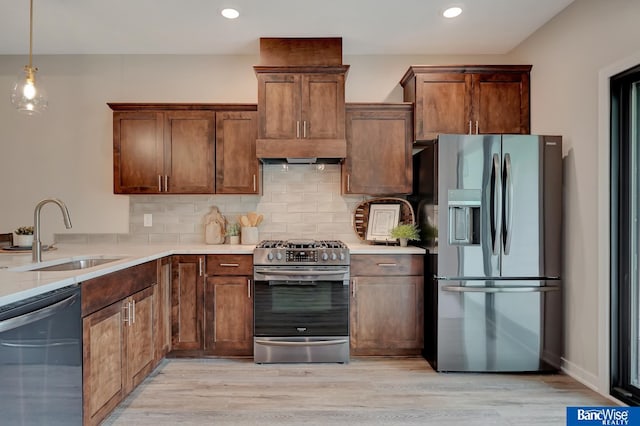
[{"xmin": 15, "ymin": 256, "xmax": 125, "ymax": 272}]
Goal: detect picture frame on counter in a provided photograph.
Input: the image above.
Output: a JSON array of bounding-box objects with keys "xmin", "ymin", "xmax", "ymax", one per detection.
[{"xmin": 366, "ymin": 203, "xmax": 400, "ymax": 242}]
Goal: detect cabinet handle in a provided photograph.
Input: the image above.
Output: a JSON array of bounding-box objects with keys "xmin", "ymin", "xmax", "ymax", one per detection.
[
  {"xmin": 164, "ymin": 175, "xmax": 169, "ymax": 192},
  {"xmin": 199, "ymin": 258, "xmax": 204, "ymax": 277},
  {"xmin": 351, "ymin": 279, "xmax": 356, "ymax": 299},
  {"xmin": 247, "ymin": 279, "xmax": 251, "ymax": 299},
  {"xmin": 468, "ymin": 120, "xmax": 472, "ymax": 135},
  {"xmin": 296, "ymin": 121, "xmax": 300, "ymax": 139},
  {"xmin": 220, "ymin": 263, "xmax": 239, "ymax": 267},
  {"xmin": 347, "ymin": 175, "xmax": 351, "ymax": 192},
  {"xmin": 131, "ymin": 298, "xmax": 136, "ymax": 325},
  {"xmin": 377, "ymin": 263, "xmax": 398, "ymax": 267},
  {"xmin": 253, "ymin": 174, "xmax": 257, "ymax": 192},
  {"xmin": 303, "ymin": 121, "xmax": 307, "ymax": 138},
  {"xmin": 123, "ymin": 301, "xmax": 131, "ymax": 325},
  {"xmin": 158, "ymin": 175, "xmax": 162, "ymax": 192},
  {"xmin": 475, "ymin": 121, "xmax": 479, "ymax": 134}
]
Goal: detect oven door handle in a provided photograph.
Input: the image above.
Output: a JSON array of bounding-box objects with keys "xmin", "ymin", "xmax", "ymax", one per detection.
[
  {"xmin": 254, "ymin": 339, "xmax": 348, "ymax": 347},
  {"xmin": 255, "ymin": 269, "xmax": 348, "ymax": 276}
]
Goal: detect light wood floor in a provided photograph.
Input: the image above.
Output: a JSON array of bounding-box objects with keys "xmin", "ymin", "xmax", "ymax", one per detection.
[{"xmin": 103, "ymin": 357, "xmax": 612, "ymax": 426}]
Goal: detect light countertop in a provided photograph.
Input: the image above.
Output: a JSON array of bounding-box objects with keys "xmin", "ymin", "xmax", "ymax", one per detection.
[{"xmin": 0, "ymin": 242, "xmax": 425, "ymax": 307}]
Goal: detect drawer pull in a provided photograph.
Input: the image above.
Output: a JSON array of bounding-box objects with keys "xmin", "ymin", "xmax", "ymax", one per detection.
[
  {"xmin": 377, "ymin": 263, "xmax": 398, "ymax": 267},
  {"xmin": 220, "ymin": 263, "xmax": 240, "ymax": 267}
]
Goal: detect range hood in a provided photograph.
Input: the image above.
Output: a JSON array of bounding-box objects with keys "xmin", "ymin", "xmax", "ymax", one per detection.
[{"xmin": 256, "ymin": 139, "xmax": 346, "ymax": 164}]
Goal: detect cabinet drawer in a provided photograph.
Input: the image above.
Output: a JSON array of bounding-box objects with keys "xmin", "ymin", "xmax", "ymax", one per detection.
[
  {"xmin": 206, "ymin": 254, "xmax": 252, "ymax": 276},
  {"xmin": 351, "ymin": 255, "xmax": 423, "ymax": 276}
]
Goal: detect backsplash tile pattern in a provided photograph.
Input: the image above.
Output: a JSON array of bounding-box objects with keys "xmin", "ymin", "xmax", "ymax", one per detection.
[{"xmin": 56, "ymin": 164, "xmax": 368, "ymax": 244}]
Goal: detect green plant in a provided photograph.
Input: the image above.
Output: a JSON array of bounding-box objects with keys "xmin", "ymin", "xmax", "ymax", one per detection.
[
  {"xmin": 15, "ymin": 226, "xmax": 34, "ymax": 235},
  {"xmin": 227, "ymin": 222, "xmax": 241, "ymax": 237},
  {"xmin": 389, "ymin": 223, "xmax": 420, "ymax": 240}
]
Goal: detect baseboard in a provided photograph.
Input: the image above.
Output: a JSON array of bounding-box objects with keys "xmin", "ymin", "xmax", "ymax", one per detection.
[{"xmin": 561, "ymin": 358, "xmax": 625, "ymax": 406}]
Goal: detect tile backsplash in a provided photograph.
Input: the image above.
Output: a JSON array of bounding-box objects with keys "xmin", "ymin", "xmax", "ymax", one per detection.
[{"xmin": 57, "ymin": 164, "xmax": 369, "ymax": 244}]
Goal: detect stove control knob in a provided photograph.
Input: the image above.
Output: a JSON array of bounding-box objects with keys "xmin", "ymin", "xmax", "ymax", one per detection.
[
  {"xmin": 339, "ymin": 253, "xmax": 345, "ymax": 261},
  {"xmin": 276, "ymin": 252, "xmax": 283, "ymax": 260},
  {"xmin": 330, "ymin": 252, "xmax": 337, "ymax": 261},
  {"xmin": 267, "ymin": 253, "xmax": 274, "ymax": 261},
  {"xmin": 321, "ymin": 252, "xmax": 329, "ymax": 261}
]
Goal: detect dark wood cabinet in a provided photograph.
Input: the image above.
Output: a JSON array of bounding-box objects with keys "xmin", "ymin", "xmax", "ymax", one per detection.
[
  {"xmin": 215, "ymin": 111, "xmax": 260, "ymax": 194},
  {"xmin": 110, "ymin": 104, "xmax": 259, "ymax": 195},
  {"xmin": 81, "ymin": 261, "xmax": 157, "ymax": 426},
  {"xmin": 205, "ymin": 255, "xmax": 253, "ymax": 356},
  {"xmin": 350, "ymin": 255, "xmax": 424, "ymax": 356},
  {"xmin": 155, "ymin": 257, "xmax": 172, "ymax": 362},
  {"xmin": 342, "ymin": 103, "xmax": 413, "ymax": 195},
  {"xmin": 400, "ymin": 65, "xmax": 531, "ymax": 141},
  {"xmin": 255, "ymin": 68, "xmax": 347, "ymax": 142},
  {"xmin": 171, "ymin": 255, "xmax": 205, "ymax": 353}
]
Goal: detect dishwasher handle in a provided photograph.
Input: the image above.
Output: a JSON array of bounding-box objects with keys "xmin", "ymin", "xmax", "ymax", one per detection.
[{"xmin": 0, "ymin": 291, "xmax": 79, "ymax": 333}]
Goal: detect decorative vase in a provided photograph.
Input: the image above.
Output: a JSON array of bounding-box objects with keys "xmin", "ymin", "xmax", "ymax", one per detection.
[
  {"xmin": 229, "ymin": 235, "xmax": 240, "ymax": 245},
  {"xmin": 241, "ymin": 227, "xmax": 259, "ymax": 245},
  {"xmin": 13, "ymin": 234, "xmax": 33, "ymax": 247},
  {"xmin": 399, "ymin": 238, "xmax": 408, "ymax": 247}
]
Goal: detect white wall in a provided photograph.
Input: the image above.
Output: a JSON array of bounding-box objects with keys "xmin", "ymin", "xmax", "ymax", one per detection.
[
  {"xmin": 0, "ymin": 53, "xmax": 506, "ymax": 244},
  {"xmin": 508, "ymin": 0, "xmax": 640, "ymax": 395}
]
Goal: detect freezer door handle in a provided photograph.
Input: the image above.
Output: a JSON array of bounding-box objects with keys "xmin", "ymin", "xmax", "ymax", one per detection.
[
  {"xmin": 502, "ymin": 153, "xmax": 513, "ymax": 255},
  {"xmin": 490, "ymin": 153, "xmax": 501, "ymax": 255},
  {"xmin": 442, "ymin": 285, "xmax": 560, "ymax": 293}
]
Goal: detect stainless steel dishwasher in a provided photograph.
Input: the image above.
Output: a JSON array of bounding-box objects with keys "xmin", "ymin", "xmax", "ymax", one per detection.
[{"xmin": 0, "ymin": 285, "xmax": 82, "ymax": 425}]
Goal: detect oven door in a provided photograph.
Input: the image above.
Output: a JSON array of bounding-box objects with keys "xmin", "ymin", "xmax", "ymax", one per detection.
[{"xmin": 253, "ymin": 266, "xmax": 349, "ymax": 337}]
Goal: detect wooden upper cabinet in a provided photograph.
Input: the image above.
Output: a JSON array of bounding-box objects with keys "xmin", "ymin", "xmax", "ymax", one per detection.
[
  {"xmin": 164, "ymin": 111, "xmax": 215, "ymax": 194},
  {"xmin": 401, "ymin": 65, "xmax": 531, "ymax": 141},
  {"xmin": 109, "ymin": 104, "xmax": 258, "ymax": 195},
  {"xmin": 113, "ymin": 111, "xmax": 164, "ymax": 194},
  {"xmin": 215, "ymin": 111, "xmax": 260, "ymax": 194},
  {"xmin": 342, "ymin": 103, "xmax": 413, "ymax": 195},
  {"xmin": 255, "ymin": 66, "xmax": 348, "ymax": 143}
]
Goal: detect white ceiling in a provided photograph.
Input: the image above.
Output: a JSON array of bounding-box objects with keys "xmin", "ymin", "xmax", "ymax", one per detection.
[{"xmin": 0, "ymin": 0, "xmax": 574, "ymax": 56}]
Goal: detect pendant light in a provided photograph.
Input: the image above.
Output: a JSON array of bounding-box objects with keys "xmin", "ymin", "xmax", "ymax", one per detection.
[{"xmin": 10, "ymin": 0, "xmax": 47, "ymax": 115}]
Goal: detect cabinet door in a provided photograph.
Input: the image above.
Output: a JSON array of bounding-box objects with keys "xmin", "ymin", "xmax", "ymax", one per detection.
[
  {"xmin": 343, "ymin": 105, "xmax": 413, "ymax": 195},
  {"xmin": 215, "ymin": 111, "xmax": 260, "ymax": 194},
  {"xmin": 113, "ymin": 111, "xmax": 164, "ymax": 194},
  {"xmin": 301, "ymin": 73, "xmax": 345, "ymax": 140},
  {"xmin": 83, "ymin": 302, "xmax": 125, "ymax": 426},
  {"xmin": 125, "ymin": 286, "xmax": 155, "ymax": 393},
  {"xmin": 164, "ymin": 111, "xmax": 215, "ymax": 193},
  {"xmin": 414, "ymin": 73, "xmax": 471, "ymax": 140},
  {"xmin": 171, "ymin": 255, "xmax": 205, "ymax": 352},
  {"xmin": 350, "ymin": 275, "xmax": 424, "ymax": 356},
  {"xmin": 257, "ymin": 73, "xmax": 301, "ymax": 139},
  {"xmin": 205, "ymin": 275, "xmax": 253, "ymax": 356},
  {"xmin": 472, "ymin": 72, "xmax": 530, "ymax": 134},
  {"xmin": 155, "ymin": 257, "xmax": 171, "ymax": 361}
]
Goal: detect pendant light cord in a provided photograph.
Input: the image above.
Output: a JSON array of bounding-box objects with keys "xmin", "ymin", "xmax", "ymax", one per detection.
[{"xmin": 28, "ymin": 0, "xmax": 33, "ymax": 70}]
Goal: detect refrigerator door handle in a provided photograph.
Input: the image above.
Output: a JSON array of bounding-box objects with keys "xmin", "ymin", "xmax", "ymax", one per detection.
[
  {"xmin": 490, "ymin": 153, "xmax": 501, "ymax": 255},
  {"xmin": 503, "ymin": 153, "xmax": 514, "ymax": 255},
  {"xmin": 442, "ymin": 285, "xmax": 560, "ymax": 293}
]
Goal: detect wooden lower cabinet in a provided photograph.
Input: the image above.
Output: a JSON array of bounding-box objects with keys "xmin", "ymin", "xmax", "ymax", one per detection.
[
  {"xmin": 155, "ymin": 257, "xmax": 172, "ymax": 361},
  {"xmin": 171, "ymin": 255, "xmax": 205, "ymax": 353},
  {"xmin": 350, "ymin": 255, "xmax": 424, "ymax": 356},
  {"xmin": 81, "ymin": 261, "xmax": 157, "ymax": 426},
  {"xmin": 204, "ymin": 254, "xmax": 253, "ymax": 356}
]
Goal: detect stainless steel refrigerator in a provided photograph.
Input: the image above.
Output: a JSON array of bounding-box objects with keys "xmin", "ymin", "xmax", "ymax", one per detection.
[{"xmin": 409, "ymin": 134, "xmax": 563, "ymax": 372}]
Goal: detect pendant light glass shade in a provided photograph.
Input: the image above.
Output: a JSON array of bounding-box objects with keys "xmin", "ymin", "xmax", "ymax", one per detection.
[
  {"xmin": 11, "ymin": 65, "xmax": 47, "ymax": 114},
  {"xmin": 11, "ymin": 0, "xmax": 47, "ymax": 115}
]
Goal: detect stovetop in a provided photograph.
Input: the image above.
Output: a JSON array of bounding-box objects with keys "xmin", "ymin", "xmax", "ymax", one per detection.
[{"xmin": 254, "ymin": 239, "xmax": 349, "ymax": 266}]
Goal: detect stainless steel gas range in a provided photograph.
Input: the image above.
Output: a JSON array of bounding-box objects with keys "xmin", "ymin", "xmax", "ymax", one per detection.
[{"xmin": 253, "ymin": 239, "xmax": 350, "ymax": 363}]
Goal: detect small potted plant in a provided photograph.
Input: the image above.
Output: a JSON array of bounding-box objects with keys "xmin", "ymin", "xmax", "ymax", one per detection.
[
  {"xmin": 389, "ymin": 223, "xmax": 420, "ymax": 247},
  {"xmin": 14, "ymin": 226, "xmax": 34, "ymax": 247},
  {"xmin": 227, "ymin": 222, "xmax": 241, "ymax": 245}
]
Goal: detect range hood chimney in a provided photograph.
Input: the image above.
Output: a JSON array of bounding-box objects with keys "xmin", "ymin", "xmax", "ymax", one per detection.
[{"xmin": 254, "ymin": 38, "xmax": 348, "ymax": 165}]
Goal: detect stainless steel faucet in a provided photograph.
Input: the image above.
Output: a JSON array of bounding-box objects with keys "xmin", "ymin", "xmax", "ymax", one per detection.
[{"xmin": 33, "ymin": 198, "xmax": 72, "ymax": 262}]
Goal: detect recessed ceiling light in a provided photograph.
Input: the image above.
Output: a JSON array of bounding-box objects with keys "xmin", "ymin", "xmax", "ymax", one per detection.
[
  {"xmin": 442, "ymin": 6, "xmax": 463, "ymax": 18},
  {"xmin": 221, "ymin": 8, "xmax": 240, "ymax": 19}
]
